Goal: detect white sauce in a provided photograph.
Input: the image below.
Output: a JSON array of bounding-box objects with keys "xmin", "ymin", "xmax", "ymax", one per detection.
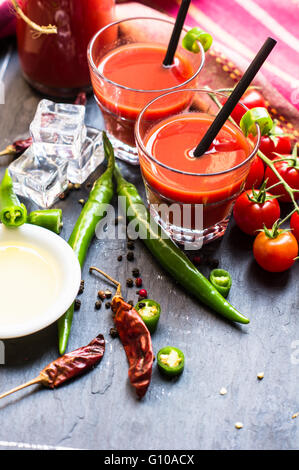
[{"xmin": 0, "ymin": 242, "xmax": 61, "ymax": 326}]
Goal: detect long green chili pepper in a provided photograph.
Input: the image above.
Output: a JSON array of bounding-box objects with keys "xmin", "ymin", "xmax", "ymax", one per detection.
[
  {"xmin": 58, "ymin": 132, "xmax": 115, "ymax": 354},
  {"xmin": 28, "ymin": 209, "xmax": 63, "ymax": 234},
  {"xmin": 0, "ymin": 169, "xmax": 27, "ymax": 227},
  {"xmin": 114, "ymin": 164, "xmax": 249, "ymax": 325}
]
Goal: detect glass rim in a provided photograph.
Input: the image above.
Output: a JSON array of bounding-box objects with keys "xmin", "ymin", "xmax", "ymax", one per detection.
[
  {"xmin": 87, "ymin": 16, "xmax": 205, "ymax": 93},
  {"xmin": 135, "ymin": 88, "xmax": 261, "ymax": 177}
]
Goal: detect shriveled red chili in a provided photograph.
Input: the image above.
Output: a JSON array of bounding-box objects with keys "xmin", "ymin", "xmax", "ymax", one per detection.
[
  {"xmin": 0, "ymin": 335, "xmax": 105, "ymax": 400},
  {"xmin": 90, "ymin": 267, "xmax": 154, "ymax": 399}
]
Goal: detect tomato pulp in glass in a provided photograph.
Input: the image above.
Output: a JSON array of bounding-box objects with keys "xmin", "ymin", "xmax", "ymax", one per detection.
[
  {"xmin": 140, "ymin": 113, "xmax": 252, "ymax": 229},
  {"xmin": 17, "ymin": 0, "xmax": 115, "ymax": 96},
  {"xmin": 92, "ymin": 43, "xmax": 195, "ymax": 146}
]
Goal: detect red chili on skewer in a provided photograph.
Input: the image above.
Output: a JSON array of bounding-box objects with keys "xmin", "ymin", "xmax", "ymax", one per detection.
[{"xmin": 90, "ymin": 267, "xmax": 154, "ymax": 399}]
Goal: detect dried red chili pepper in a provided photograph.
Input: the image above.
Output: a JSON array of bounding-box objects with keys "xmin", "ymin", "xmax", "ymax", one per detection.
[
  {"xmin": 0, "ymin": 334, "xmax": 105, "ymax": 400},
  {"xmin": 90, "ymin": 267, "xmax": 154, "ymax": 399}
]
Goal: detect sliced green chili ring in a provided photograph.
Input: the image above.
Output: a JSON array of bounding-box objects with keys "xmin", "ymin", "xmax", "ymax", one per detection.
[
  {"xmin": 28, "ymin": 209, "xmax": 63, "ymax": 234},
  {"xmin": 157, "ymin": 347, "xmax": 185, "ymax": 377},
  {"xmin": 182, "ymin": 27, "xmax": 213, "ymax": 53},
  {"xmin": 240, "ymin": 107, "xmax": 273, "ymax": 137},
  {"xmin": 0, "ymin": 169, "xmax": 27, "ymax": 228},
  {"xmin": 209, "ymin": 269, "xmax": 232, "ymax": 298},
  {"xmin": 135, "ymin": 299, "xmax": 161, "ymax": 333}
]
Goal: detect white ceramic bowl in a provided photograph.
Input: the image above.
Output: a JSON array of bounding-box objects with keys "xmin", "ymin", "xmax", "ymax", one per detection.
[{"xmin": 0, "ymin": 224, "xmax": 81, "ymax": 339}]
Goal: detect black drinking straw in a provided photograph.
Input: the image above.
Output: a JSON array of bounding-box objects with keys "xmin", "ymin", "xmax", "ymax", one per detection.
[
  {"xmin": 193, "ymin": 37, "xmax": 277, "ymax": 157},
  {"xmin": 163, "ymin": 0, "xmax": 191, "ymax": 66}
]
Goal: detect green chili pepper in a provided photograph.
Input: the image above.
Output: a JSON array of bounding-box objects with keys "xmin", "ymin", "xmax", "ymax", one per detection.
[
  {"xmin": 209, "ymin": 269, "xmax": 232, "ymax": 298},
  {"xmin": 28, "ymin": 209, "xmax": 63, "ymax": 234},
  {"xmin": 157, "ymin": 347, "xmax": 185, "ymax": 377},
  {"xmin": 135, "ymin": 299, "xmax": 161, "ymax": 333},
  {"xmin": 182, "ymin": 27, "xmax": 213, "ymax": 53},
  {"xmin": 0, "ymin": 169, "xmax": 27, "ymax": 227},
  {"xmin": 114, "ymin": 164, "xmax": 249, "ymax": 325},
  {"xmin": 240, "ymin": 107, "xmax": 273, "ymax": 137},
  {"xmin": 58, "ymin": 132, "xmax": 115, "ymax": 355}
]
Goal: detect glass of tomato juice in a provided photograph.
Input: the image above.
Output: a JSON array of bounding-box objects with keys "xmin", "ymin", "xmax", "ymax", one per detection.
[
  {"xmin": 87, "ymin": 17, "xmax": 205, "ymax": 165},
  {"xmin": 135, "ymin": 89, "xmax": 261, "ymax": 248}
]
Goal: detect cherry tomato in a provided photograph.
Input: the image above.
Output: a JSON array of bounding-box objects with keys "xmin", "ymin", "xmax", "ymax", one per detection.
[
  {"xmin": 259, "ymin": 135, "xmax": 292, "ymax": 160},
  {"xmin": 253, "ymin": 230, "xmax": 298, "ymax": 272},
  {"xmin": 290, "ymin": 211, "xmax": 299, "ymax": 242},
  {"xmin": 264, "ymin": 159, "xmax": 299, "ymax": 202},
  {"xmin": 244, "ymin": 156, "xmax": 264, "ymax": 190},
  {"xmin": 226, "ymin": 89, "xmax": 266, "ymax": 125},
  {"xmin": 233, "ymin": 190, "xmax": 280, "ymax": 235}
]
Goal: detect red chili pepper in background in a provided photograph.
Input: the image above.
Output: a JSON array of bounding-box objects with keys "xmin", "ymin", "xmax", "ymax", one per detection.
[
  {"xmin": 0, "ymin": 334, "xmax": 105, "ymax": 400},
  {"xmin": 90, "ymin": 267, "xmax": 154, "ymax": 399}
]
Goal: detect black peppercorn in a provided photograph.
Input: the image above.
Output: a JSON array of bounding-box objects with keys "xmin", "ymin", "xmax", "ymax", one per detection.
[
  {"xmin": 127, "ymin": 251, "xmax": 134, "ymax": 261},
  {"xmin": 110, "ymin": 327, "xmax": 118, "ymax": 338},
  {"xmin": 78, "ymin": 280, "xmax": 85, "ymax": 295},
  {"xmin": 95, "ymin": 300, "xmax": 102, "ymax": 310},
  {"xmin": 74, "ymin": 299, "xmax": 81, "ymax": 311},
  {"xmin": 117, "ymin": 255, "xmax": 123, "ymax": 262},
  {"xmin": 126, "ymin": 278, "xmax": 134, "ymax": 288},
  {"xmin": 105, "ymin": 301, "xmax": 112, "ymax": 309},
  {"xmin": 105, "ymin": 289, "xmax": 112, "ymax": 299},
  {"xmin": 132, "ymin": 268, "xmax": 140, "ymax": 278},
  {"xmin": 127, "ymin": 240, "xmax": 135, "ymax": 250},
  {"xmin": 127, "ymin": 300, "xmax": 134, "ymax": 306}
]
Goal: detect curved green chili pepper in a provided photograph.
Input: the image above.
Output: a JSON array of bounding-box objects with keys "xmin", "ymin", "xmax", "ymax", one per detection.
[
  {"xmin": 157, "ymin": 347, "xmax": 185, "ymax": 377},
  {"xmin": 240, "ymin": 107, "xmax": 273, "ymax": 137},
  {"xmin": 28, "ymin": 209, "xmax": 63, "ymax": 234},
  {"xmin": 114, "ymin": 164, "xmax": 249, "ymax": 325},
  {"xmin": 182, "ymin": 27, "xmax": 213, "ymax": 53},
  {"xmin": 0, "ymin": 169, "xmax": 27, "ymax": 227},
  {"xmin": 58, "ymin": 132, "xmax": 115, "ymax": 354},
  {"xmin": 135, "ymin": 299, "xmax": 161, "ymax": 333},
  {"xmin": 209, "ymin": 269, "xmax": 232, "ymax": 298}
]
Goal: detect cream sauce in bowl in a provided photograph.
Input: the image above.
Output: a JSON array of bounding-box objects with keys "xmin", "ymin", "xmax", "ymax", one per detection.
[{"xmin": 0, "ymin": 224, "xmax": 81, "ymax": 339}]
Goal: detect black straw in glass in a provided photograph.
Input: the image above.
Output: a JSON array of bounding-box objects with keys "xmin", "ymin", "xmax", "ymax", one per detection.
[
  {"xmin": 193, "ymin": 37, "xmax": 277, "ymax": 157},
  {"xmin": 163, "ymin": 0, "xmax": 191, "ymax": 66}
]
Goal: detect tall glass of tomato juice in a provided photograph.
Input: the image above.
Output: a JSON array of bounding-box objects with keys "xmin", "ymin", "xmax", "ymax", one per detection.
[
  {"xmin": 136, "ymin": 89, "xmax": 261, "ymax": 248},
  {"xmin": 16, "ymin": 0, "xmax": 115, "ymax": 97},
  {"xmin": 87, "ymin": 17, "xmax": 205, "ymax": 165}
]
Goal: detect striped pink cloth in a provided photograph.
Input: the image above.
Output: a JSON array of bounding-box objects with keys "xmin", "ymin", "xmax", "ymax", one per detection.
[{"xmin": 149, "ymin": 0, "xmax": 299, "ymax": 112}]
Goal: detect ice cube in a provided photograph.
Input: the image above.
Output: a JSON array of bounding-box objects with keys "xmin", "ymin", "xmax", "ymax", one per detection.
[
  {"xmin": 9, "ymin": 145, "xmax": 69, "ymax": 209},
  {"xmin": 30, "ymin": 99, "xmax": 87, "ymax": 152},
  {"xmin": 67, "ymin": 127, "xmax": 105, "ymax": 184}
]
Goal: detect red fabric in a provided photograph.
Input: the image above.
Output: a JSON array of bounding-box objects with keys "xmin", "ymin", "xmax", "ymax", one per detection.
[{"xmin": 149, "ymin": 0, "xmax": 299, "ymax": 112}]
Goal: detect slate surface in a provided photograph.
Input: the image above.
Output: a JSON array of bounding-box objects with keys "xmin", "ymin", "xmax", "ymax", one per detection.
[{"xmin": 0, "ymin": 41, "xmax": 298, "ymax": 451}]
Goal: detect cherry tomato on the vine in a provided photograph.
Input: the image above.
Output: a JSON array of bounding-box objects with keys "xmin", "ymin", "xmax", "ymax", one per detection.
[
  {"xmin": 244, "ymin": 156, "xmax": 264, "ymax": 190},
  {"xmin": 290, "ymin": 211, "xmax": 299, "ymax": 243},
  {"xmin": 264, "ymin": 158, "xmax": 299, "ymax": 202},
  {"xmin": 226, "ymin": 89, "xmax": 266, "ymax": 125},
  {"xmin": 253, "ymin": 230, "xmax": 298, "ymax": 272},
  {"xmin": 233, "ymin": 189, "xmax": 280, "ymax": 236},
  {"xmin": 259, "ymin": 135, "xmax": 292, "ymax": 160}
]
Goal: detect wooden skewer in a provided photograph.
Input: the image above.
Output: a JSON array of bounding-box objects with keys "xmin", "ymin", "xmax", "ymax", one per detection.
[
  {"xmin": 0, "ymin": 376, "xmax": 42, "ymax": 400},
  {"xmin": 89, "ymin": 266, "xmax": 122, "ymax": 296}
]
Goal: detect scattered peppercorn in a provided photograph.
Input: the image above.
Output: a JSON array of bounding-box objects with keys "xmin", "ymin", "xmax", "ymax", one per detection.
[
  {"xmin": 110, "ymin": 327, "xmax": 119, "ymax": 338},
  {"xmin": 78, "ymin": 199, "xmax": 85, "ymax": 206},
  {"xmin": 138, "ymin": 302, "xmax": 146, "ymax": 309},
  {"xmin": 74, "ymin": 183, "xmax": 81, "ymax": 190},
  {"xmin": 97, "ymin": 290, "xmax": 106, "ymax": 300},
  {"xmin": 127, "ymin": 300, "xmax": 134, "ymax": 306},
  {"xmin": 78, "ymin": 280, "xmax": 85, "ymax": 295},
  {"xmin": 137, "ymin": 289, "xmax": 147, "ymax": 298},
  {"xmin": 95, "ymin": 300, "xmax": 102, "ymax": 310},
  {"xmin": 105, "ymin": 301, "xmax": 112, "ymax": 309},
  {"xmin": 127, "ymin": 240, "xmax": 135, "ymax": 250},
  {"xmin": 132, "ymin": 268, "xmax": 140, "ymax": 278},
  {"xmin": 127, "ymin": 252, "xmax": 134, "ymax": 261},
  {"xmin": 104, "ymin": 289, "xmax": 112, "ymax": 299},
  {"xmin": 86, "ymin": 182, "xmax": 92, "ymax": 188},
  {"xmin": 207, "ymin": 258, "xmax": 219, "ymax": 269},
  {"xmin": 192, "ymin": 255, "xmax": 202, "ymax": 266},
  {"xmin": 135, "ymin": 277, "xmax": 142, "ymax": 287},
  {"xmin": 126, "ymin": 278, "xmax": 134, "ymax": 288},
  {"xmin": 74, "ymin": 299, "xmax": 81, "ymax": 311},
  {"xmin": 117, "ymin": 255, "xmax": 123, "ymax": 262}
]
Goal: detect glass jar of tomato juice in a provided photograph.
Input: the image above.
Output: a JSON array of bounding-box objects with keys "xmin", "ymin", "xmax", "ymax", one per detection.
[{"xmin": 16, "ymin": 0, "xmax": 115, "ymax": 97}]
